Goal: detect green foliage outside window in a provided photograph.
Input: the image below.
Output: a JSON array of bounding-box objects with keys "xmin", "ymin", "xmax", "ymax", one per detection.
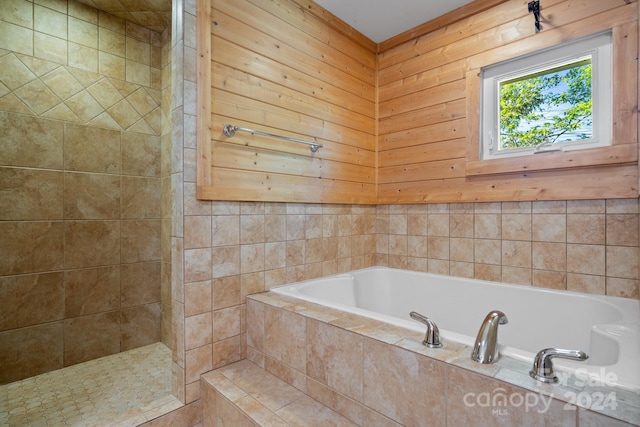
[{"xmin": 498, "ymin": 60, "xmax": 593, "ymax": 150}]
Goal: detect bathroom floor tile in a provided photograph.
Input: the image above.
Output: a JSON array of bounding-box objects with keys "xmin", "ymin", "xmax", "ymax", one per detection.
[{"xmin": 0, "ymin": 342, "xmax": 179, "ymax": 426}]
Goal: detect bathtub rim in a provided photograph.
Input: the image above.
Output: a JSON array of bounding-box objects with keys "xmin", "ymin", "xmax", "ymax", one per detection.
[{"xmin": 270, "ymin": 266, "xmax": 640, "ymax": 392}]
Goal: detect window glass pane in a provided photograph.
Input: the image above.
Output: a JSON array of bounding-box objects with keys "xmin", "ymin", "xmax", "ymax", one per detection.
[{"xmin": 498, "ymin": 57, "xmax": 592, "ymax": 151}]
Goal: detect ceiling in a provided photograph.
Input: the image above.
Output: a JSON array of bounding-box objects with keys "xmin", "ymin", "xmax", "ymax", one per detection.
[
  {"xmin": 313, "ymin": 0, "xmax": 476, "ymax": 43},
  {"xmin": 74, "ymin": 0, "xmax": 474, "ymax": 43},
  {"xmin": 73, "ymin": 0, "xmax": 171, "ymax": 33}
]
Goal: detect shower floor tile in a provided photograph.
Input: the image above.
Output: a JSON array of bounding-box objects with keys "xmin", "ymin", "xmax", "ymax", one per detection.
[{"xmin": 0, "ymin": 342, "xmax": 181, "ymax": 426}]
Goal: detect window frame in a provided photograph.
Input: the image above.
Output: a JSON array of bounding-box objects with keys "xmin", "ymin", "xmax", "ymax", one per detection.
[
  {"xmin": 481, "ymin": 31, "xmax": 612, "ymax": 160},
  {"xmin": 464, "ymin": 26, "xmax": 637, "ymax": 179}
]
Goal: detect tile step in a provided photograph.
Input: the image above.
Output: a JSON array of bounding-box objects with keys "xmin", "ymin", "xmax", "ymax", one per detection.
[{"xmin": 201, "ymin": 359, "xmax": 358, "ymax": 426}]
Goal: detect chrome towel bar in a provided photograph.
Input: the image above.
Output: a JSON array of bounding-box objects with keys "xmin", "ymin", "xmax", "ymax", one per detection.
[{"xmin": 223, "ymin": 124, "xmax": 323, "ymax": 153}]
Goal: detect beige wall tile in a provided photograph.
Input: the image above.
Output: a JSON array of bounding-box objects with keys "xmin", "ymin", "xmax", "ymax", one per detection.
[
  {"xmin": 567, "ymin": 273, "xmax": 605, "ymax": 295},
  {"xmin": 213, "ymin": 335, "xmax": 243, "ymax": 368},
  {"xmin": 64, "ymin": 266, "xmax": 120, "ymax": 317},
  {"xmin": 121, "ymin": 302, "xmax": 161, "ymax": 350},
  {"xmin": 446, "ymin": 366, "xmax": 574, "ymax": 426},
  {"xmin": 121, "ymin": 219, "xmax": 161, "ymax": 262},
  {"xmin": 68, "ymin": 42, "xmax": 98, "ymax": 72},
  {"xmin": 502, "ymin": 213, "xmax": 531, "ymax": 241},
  {"xmin": 606, "ymin": 246, "xmax": 639, "ymax": 279},
  {"xmin": 240, "ymin": 215, "xmax": 265, "ymax": 244},
  {"xmin": 502, "ymin": 266, "xmax": 531, "ymax": 285},
  {"xmin": 532, "ymin": 214, "xmax": 566, "ymax": 242},
  {"xmin": 0, "ymin": 0, "xmax": 34, "ymax": 29},
  {"xmin": 14, "ymin": 79, "xmax": 60, "ymax": 114},
  {"xmin": 241, "ymin": 243, "xmax": 265, "ymax": 274},
  {"xmin": 606, "ymin": 198, "xmax": 638, "ymax": 214},
  {"xmin": 502, "ymin": 240, "xmax": 531, "ymax": 268},
  {"xmin": 63, "ymin": 310, "xmax": 120, "ymax": 366},
  {"xmin": 213, "ymin": 305, "xmax": 241, "ymax": 342},
  {"xmin": 475, "ymin": 213, "xmax": 501, "ymax": 239},
  {"xmin": 121, "ymin": 176, "xmax": 161, "ymax": 219},
  {"xmin": 34, "ymin": 32, "xmax": 67, "ymax": 64},
  {"xmin": 64, "ymin": 123, "xmax": 121, "ymax": 173},
  {"xmin": 184, "ymin": 215, "xmax": 212, "ymax": 249},
  {"xmin": 0, "ymin": 21, "xmax": 33, "ymax": 56},
  {"xmin": 68, "ymin": 1, "xmax": 98, "ymax": 24},
  {"xmin": 307, "ymin": 319, "xmax": 363, "ymax": 402},
  {"xmin": 68, "ymin": 16, "xmax": 97, "ymax": 48},
  {"xmin": 41, "ymin": 67, "xmax": 84, "ymax": 100},
  {"xmin": 568, "ymin": 214, "xmax": 605, "ymax": 244},
  {"xmin": 264, "ymin": 305, "xmax": 306, "ymax": 373},
  {"xmin": 65, "ymin": 220, "xmax": 120, "ymax": 268},
  {"xmin": 212, "ymin": 215, "xmax": 240, "ymax": 246},
  {"xmin": 0, "ymin": 221, "xmax": 64, "ymax": 275},
  {"xmin": 0, "ymin": 322, "xmax": 63, "ymax": 383},
  {"xmin": 532, "ymin": 269, "xmax": 566, "ymax": 289},
  {"xmin": 126, "ymin": 60, "xmax": 150, "ymax": 86},
  {"xmin": 475, "ymin": 239, "xmax": 501, "ymax": 265},
  {"xmin": 532, "ymin": 242, "xmax": 566, "ymax": 271},
  {"xmin": 184, "ymin": 280, "xmax": 213, "ymax": 316},
  {"xmin": 0, "ymin": 272, "xmax": 64, "ymax": 330},
  {"xmin": 364, "ymin": 337, "xmax": 446, "ymax": 426},
  {"xmin": 185, "ymin": 312, "xmax": 212, "ymax": 351},
  {"xmin": 185, "ymin": 344, "xmax": 212, "ymax": 384},
  {"xmin": 607, "ymin": 214, "xmax": 639, "ymax": 247},
  {"xmin": 567, "ymin": 244, "xmax": 605, "ymax": 276},
  {"xmin": 606, "ymin": 277, "xmax": 639, "ymax": 299},
  {"xmin": 1, "ymin": 168, "xmax": 64, "ymax": 220},
  {"xmin": 121, "ymin": 261, "xmax": 161, "ymax": 307},
  {"xmin": 99, "ymin": 51, "xmax": 126, "ymax": 80},
  {"xmin": 99, "ymin": 11, "xmax": 125, "ymax": 34},
  {"xmin": 34, "ymin": 4, "xmax": 67, "ymax": 39},
  {"xmin": 213, "ymin": 275, "xmax": 241, "ymax": 310},
  {"xmin": 64, "ymin": 172, "xmax": 120, "ymax": 219},
  {"xmin": 0, "ymin": 111, "xmax": 63, "ymax": 169}
]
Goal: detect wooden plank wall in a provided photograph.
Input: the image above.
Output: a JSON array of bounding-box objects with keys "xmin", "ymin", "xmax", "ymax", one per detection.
[
  {"xmin": 377, "ymin": 0, "xmax": 639, "ymax": 204},
  {"xmin": 198, "ymin": 0, "xmax": 377, "ymax": 203}
]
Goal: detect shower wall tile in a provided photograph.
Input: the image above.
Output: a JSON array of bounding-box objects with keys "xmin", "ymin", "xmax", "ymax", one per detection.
[
  {"xmin": 63, "ymin": 172, "xmax": 121, "ymax": 219},
  {"xmin": 121, "ymin": 176, "xmax": 161, "ymax": 219},
  {"xmin": 0, "ymin": 168, "xmax": 64, "ymax": 220},
  {"xmin": 121, "ymin": 219, "xmax": 161, "ymax": 262},
  {"xmin": 121, "ymin": 261, "xmax": 161, "ymax": 307},
  {"xmin": 0, "ymin": 221, "xmax": 64, "ymax": 275},
  {"xmin": 0, "ymin": 272, "xmax": 65, "ymax": 330},
  {"xmin": 0, "ymin": 111, "xmax": 64, "ymax": 168},
  {"xmin": 122, "ymin": 132, "xmax": 161, "ymax": 176},
  {"xmin": 121, "ymin": 302, "xmax": 162, "ymax": 351},
  {"xmin": 64, "ymin": 123, "xmax": 121, "ymax": 173},
  {"xmin": 63, "ymin": 310, "xmax": 121, "ymax": 366},
  {"xmin": 0, "ymin": 21, "xmax": 32, "ymax": 56},
  {"xmin": 64, "ymin": 265, "xmax": 120, "ymax": 317},
  {"xmin": 64, "ymin": 220, "xmax": 121, "ymax": 268},
  {"xmin": 0, "ymin": 322, "xmax": 63, "ymax": 384},
  {"xmin": 0, "ymin": 0, "xmax": 165, "ymax": 383}
]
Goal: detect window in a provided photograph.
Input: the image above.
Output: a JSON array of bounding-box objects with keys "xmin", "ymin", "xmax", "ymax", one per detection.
[{"xmin": 481, "ymin": 32, "xmax": 612, "ymax": 160}]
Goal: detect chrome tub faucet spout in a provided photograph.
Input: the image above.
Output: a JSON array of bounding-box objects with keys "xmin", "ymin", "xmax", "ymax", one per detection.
[
  {"xmin": 471, "ymin": 310, "xmax": 508, "ymax": 364},
  {"xmin": 410, "ymin": 311, "xmax": 442, "ymax": 348}
]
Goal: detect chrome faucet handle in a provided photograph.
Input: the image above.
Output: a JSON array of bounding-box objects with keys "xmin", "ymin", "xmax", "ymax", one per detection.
[
  {"xmin": 409, "ymin": 311, "xmax": 443, "ymax": 348},
  {"xmin": 529, "ymin": 348, "xmax": 589, "ymax": 383}
]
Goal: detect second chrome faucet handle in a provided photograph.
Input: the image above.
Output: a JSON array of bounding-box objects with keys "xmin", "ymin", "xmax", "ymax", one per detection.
[
  {"xmin": 530, "ymin": 348, "xmax": 589, "ymax": 383},
  {"xmin": 409, "ymin": 311, "xmax": 443, "ymax": 348}
]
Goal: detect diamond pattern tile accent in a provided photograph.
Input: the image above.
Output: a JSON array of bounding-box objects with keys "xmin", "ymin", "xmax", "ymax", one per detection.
[
  {"xmin": 41, "ymin": 67, "xmax": 85, "ymax": 101},
  {"xmin": 0, "ymin": 54, "xmax": 37, "ymax": 90},
  {"xmin": 14, "ymin": 79, "xmax": 61, "ymax": 115},
  {"xmin": 0, "ymin": 40, "xmax": 161, "ymax": 135}
]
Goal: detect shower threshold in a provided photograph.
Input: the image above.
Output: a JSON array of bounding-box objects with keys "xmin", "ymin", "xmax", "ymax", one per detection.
[{"xmin": 0, "ymin": 342, "xmax": 180, "ymax": 426}]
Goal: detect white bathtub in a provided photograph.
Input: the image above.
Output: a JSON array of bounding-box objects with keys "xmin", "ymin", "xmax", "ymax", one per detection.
[{"xmin": 272, "ymin": 267, "xmax": 640, "ymax": 391}]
